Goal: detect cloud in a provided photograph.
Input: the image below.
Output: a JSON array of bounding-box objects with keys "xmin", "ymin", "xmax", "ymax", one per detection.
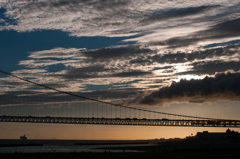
[
  {"xmin": 179, "ymin": 61, "xmax": 240, "ymax": 75},
  {"xmin": 130, "ymin": 44, "xmax": 240, "ymax": 66},
  {"xmin": 79, "ymin": 45, "xmax": 157, "ymax": 63},
  {"xmin": 28, "ymin": 47, "xmax": 85, "ymax": 59},
  {"xmin": 148, "ymin": 18, "xmax": 240, "ymax": 48},
  {"xmin": 140, "ymin": 5, "xmax": 219, "ymax": 24},
  {"xmin": 2, "ymin": 0, "xmax": 240, "ymax": 108},
  {"xmin": 0, "ymin": 87, "xmax": 143, "ymax": 107},
  {"xmin": 13, "ymin": 43, "xmax": 240, "ymax": 103},
  {"xmin": 0, "ymin": 19, "xmax": 5, "ymax": 23},
  {"xmin": 113, "ymin": 70, "xmax": 152, "ymax": 77},
  {"xmin": 126, "ymin": 72, "xmax": 240, "ymax": 106},
  {"xmin": 12, "ymin": 69, "xmax": 47, "ymax": 74},
  {"xmin": 0, "ymin": 92, "xmax": 72, "ymax": 106},
  {"xmin": 58, "ymin": 65, "xmax": 152, "ymax": 80},
  {"xmin": 12, "ymin": 43, "xmax": 240, "ymax": 106},
  {"xmin": 19, "ymin": 59, "xmax": 78, "ymax": 67},
  {"xmin": 1, "ymin": 0, "xmax": 238, "ymax": 38},
  {"xmin": 18, "ymin": 0, "xmax": 130, "ymax": 13},
  {"xmin": 22, "ymin": 43, "xmax": 240, "ymax": 69},
  {"xmin": 19, "ymin": 45, "xmax": 157, "ymax": 69},
  {"xmin": 59, "ymin": 65, "xmax": 109, "ymax": 80},
  {"xmin": 21, "ymin": 44, "xmax": 240, "ymax": 72}
]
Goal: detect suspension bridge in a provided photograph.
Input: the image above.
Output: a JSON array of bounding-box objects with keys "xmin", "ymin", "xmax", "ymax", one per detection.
[{"xmin": 0, "ymin": 69, "xmax": 240, "ymax": 128}]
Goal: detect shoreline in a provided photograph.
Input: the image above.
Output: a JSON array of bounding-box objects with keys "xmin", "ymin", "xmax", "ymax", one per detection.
[{"xmin": 1, "ymin": 151, "xmax": 240, "ymax": 159}]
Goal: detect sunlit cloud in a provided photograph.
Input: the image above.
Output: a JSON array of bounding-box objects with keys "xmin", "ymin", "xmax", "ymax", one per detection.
[{"xmin": 126, "ymin": 72, "xmax": 240, "ymax": 106}]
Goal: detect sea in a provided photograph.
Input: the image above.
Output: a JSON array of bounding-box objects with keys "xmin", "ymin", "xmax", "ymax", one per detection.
[{"xmin": 0, "ymin": 139, "xmax": 155, "ymax": 153}]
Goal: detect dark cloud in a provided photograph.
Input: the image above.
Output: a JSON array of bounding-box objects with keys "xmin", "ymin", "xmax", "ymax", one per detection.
[
  {"xmin": 211, "ymin": 18, "xmax": 240, "ymax": 35},
  {"xmin": 130, "ymin": 44, "xmax": 239, "ymax": 65},
  {"xmin": 79, "ymin": 43, "xmax": 239, "ymax": 67},
  {"xmin": 0, "ymin": 91, "xmax": 77, "ymax": 106},
  {"xmin": 129, "ymin": 58, "xmax": 151, "ymax": 65},
  {"xmin": 67, "ymin": 65, "xmax": 109, "ymax": 73},
  {"xmin": 147, "ymin": 85, "xmax": 162, "ymax": 88},
  {"xmin": 114, "ymin": 70, "xmax": 152, "ymax": 77},
  {"xmin": 149, "ymin": 18, "xmax": 240, "ymax": 48},
  {"xmin": 86, "ymin": 88, "xmax": 144, "ymax": 100},
  {"xmin": 19, "ymin": 60, "xmax": 67, "ymax": 67},
  {"xmin": 126, "ymin": 72, "xmax": 240, "ymax": 106},
  {"xmin": 0, "ymin": 81, "xmax": 26, "ymax": 86},
  {"xmin": 151, "ymin": 66, "xmax": 173, "ymax": 71},
  {"xmin": 58, "ymin": 65, "xmax": 109, "ymax": 80},
  {"xmin": 32, "ymin": 60, "xmax": 59, "ymax": 64},
  {"xmin": 0, "ymin": 79, "xmax": 69, "ymax": 93},
  {"xmin": 80, "ymin": 45, "xmax": 156, "ymax": 63},
  {"xmin": 28, "ymin": 83, "xmax": 68, "ymax": 90},
  {"xmin": 141, "ymin": 6, "xmax": 218, "ymax": 24},
  {"xmin": 0, "ymin": 87, "xmax": 143, "ymax": 107},
  {"xmin": 180, "ymin": 61, "xmax": 240, "ymax": 75},
  {"xmin": 55, "ymin": 65, "xmax": 152, "ymax": 80}
]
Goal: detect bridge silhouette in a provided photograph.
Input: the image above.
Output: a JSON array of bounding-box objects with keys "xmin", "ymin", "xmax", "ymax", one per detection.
[{"xmin": 0, "ymin": 69, "xmax": 240, "ymax": 128}]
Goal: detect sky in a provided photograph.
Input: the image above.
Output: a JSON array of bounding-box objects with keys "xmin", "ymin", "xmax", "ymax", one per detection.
[{"xmin": 1, "ymin": 0, "xmax": 240, "ymax": 140}]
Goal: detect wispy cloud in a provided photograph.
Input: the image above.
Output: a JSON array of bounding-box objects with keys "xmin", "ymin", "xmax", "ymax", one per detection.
[
  {"xmin": 147, "ymin": 18, "xmax": 240, "ymax": 49},
  {"xmin": 28, "ymin": 47, "xmax": 85, "ymax": 59},
  {"xmin": 1, "ymin": 0, "xmax": 239, "ymax": 40}
]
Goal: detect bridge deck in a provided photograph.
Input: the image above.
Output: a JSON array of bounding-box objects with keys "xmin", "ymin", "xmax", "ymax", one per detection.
[{"xmin": 1, "ymin": 116, "xmax": 240, "ymax": 127}]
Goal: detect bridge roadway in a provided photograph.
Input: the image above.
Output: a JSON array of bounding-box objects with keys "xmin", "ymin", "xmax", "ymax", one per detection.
[{"xmin": 1, "ymin": 116, "xmax": 240, "ymax": 127}]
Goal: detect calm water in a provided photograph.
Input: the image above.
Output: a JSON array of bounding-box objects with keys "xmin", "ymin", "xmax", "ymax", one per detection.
[{"xmin": 0, "ymin": 139, "xmax": 154, "ymax": 153}]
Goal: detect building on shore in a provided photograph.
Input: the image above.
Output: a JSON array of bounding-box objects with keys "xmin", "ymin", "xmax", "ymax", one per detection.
[{"xmin": 195, "ymin": 129, "xmax": 240, "ymax": 140}]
